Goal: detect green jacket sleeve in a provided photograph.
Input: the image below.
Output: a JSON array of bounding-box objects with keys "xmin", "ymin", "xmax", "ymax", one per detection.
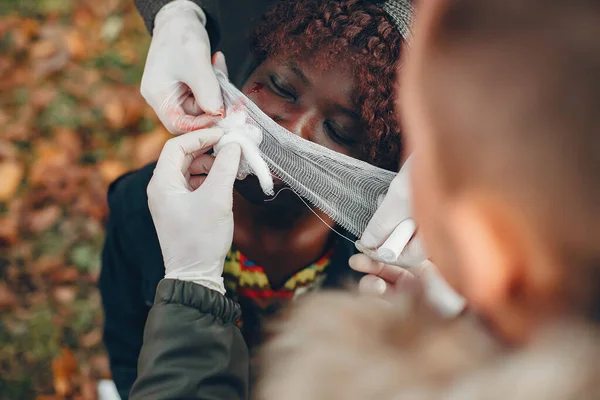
[{"xmin": 130, "ymin": 279, "xmax": 249, "ymax": 400}]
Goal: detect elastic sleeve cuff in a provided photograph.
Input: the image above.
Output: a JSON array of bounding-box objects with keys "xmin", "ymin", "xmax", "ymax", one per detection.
[{"xmin": 155, "ymin": 278, "xmax": 241, "ymax": 324}]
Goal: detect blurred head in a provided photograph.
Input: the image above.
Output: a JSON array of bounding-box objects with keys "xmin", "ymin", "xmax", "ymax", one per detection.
[
  {"xmin": 401, "ymin": 0, "xmax": 600, "ymax": 343},
  {"xmin": 235, "ymin": 0, "xmax": 406, "ymax": 208}
]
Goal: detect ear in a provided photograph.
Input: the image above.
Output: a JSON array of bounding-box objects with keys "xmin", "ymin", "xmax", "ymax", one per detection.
[{"xmin": 444, "ymin": 193, "xmax": 531, "ymax": 343}]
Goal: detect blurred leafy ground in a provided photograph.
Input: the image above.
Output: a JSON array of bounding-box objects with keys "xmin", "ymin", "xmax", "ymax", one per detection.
[{"xmin": 0, "ymin": 0, "xmax": 171, "ymax": 398}]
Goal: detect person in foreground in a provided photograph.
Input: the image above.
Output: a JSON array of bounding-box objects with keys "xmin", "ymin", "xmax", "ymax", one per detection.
[{"xmin": 132, "ymin": 0, "xmax": 600, "ymax": 398}]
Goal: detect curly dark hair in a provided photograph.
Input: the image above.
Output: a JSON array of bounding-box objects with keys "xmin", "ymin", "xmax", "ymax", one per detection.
[{"xmin": 251, "ymin": 0, "xmax": 405, "ymax": 171}]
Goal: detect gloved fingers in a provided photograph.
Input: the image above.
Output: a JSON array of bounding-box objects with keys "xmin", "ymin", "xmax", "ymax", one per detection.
[
  {"xmin": 188, "ymin": 153, "xmax": 214, "ymax": 190},
  {"xmin": 202, "ymin": 142, "xmax": 241, "ymax": 200},
  {"xmin": 180, "ymin": 50, "xmax": 226, "ymax": 117},
  {"xmin": 349, "ymin": 253, "xmax": 384, "ymax": 274},
  {"xmin": 156, "ymin": 83, "xmax": 218, "ymax": 134},
  {"xmin": 171, "ymin": 112, "xmax": 220, "ymax": 134},
  {"xmin": 358, "ymin": 272, "xmax": 419, "ymax": 296},
  {"xmin": 186, "ymin": 50, "xmax": 224, "ymax": 118},
  {"xmin": 358, "ymin": 275, "xmax": 390, "ymax": 295},
  {"xmin": 189, "ymin": 153, "xmax": 215, "ymax": 175},
  {"xmin": 358, "ymin": 156, "xmax": 413, "ymax": 249},
  {"xmin": 356, "ymin": 230, "xmax": 427, "ymax": 268},
  {"xmin": 153, "ymin": 127, "xmax": 224, "ymax": 190},
  {"xmin": 349, "ymin": 253, "xmax": 411, "ymax": 283},
  {"xmin": 212, "ymin": 51, "xmax": 229, "ymax": 78},
  {"xmin": 181, "ymin": 94, "xmax": 203, "ymax": 116},
  {"xmin": 375, "ymin": 219, "xmax": 417, "ymax": 263},
  {"xmin": 396, "ymin": 235, "xmax": 428, "ymax": 267},
  {"xmin": 359, "ymin": 201, "xmax": 413, "ymax": 251},
  {"xmin": 189, "ymin": 175, "xmax": 207, "ymax": 190}
]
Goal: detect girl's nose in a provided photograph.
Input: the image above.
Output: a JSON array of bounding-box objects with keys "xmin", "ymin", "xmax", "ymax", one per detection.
[{"xmin": 272, "ymin": 110, "xmax": 317, "ymax": 140}]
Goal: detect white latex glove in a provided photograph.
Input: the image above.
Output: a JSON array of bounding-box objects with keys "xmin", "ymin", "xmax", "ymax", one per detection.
[
  {"xmin": 355, "ymin": 156, "xmax": 426, "ymax": 267},
  {"xmin": 349, "ymin": 255, "xmax": 466, "ymax": 318},
  {"xmin": 147, "ymin": 128, "xmax": 241, "ymax": 294},
  {"xmin": 141, "ymin": 0, "xmax": 224, "ymax": 134},
  {"xmin": 353, "ymin": 156, "xmax": 466, "ymax": 317}
]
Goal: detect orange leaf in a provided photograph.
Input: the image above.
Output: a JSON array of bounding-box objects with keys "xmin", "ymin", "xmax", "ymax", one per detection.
[
  {"xmin": 123, "ymin": 97, "xmax": 146, "ymax": 127},
  {"xmin": 0, "ymin": 139, "xmax": 18, "ymax": 160},
  {"xmin": 104, "ymin": 99, "xmax": 124, "ymax": 129},
  {"xmin": 54, "ymin": 128, "xmax": 82, "ymax": 160},
  {"xmin": 49, "ymin": 267, "xmax": 79, "ymax": 284},
  {"xmin": 134, "ymin": 128, "xmax": 170, "ymax": 168},
  {"xmin": 80, "ymin": 374, "xmax": 98, "ymax": 400},
  {"xmin": 65, "ymin": 30, "xmax": 87, "ymax": 60},
  {"xmin": 29, "ymin": 141, "xmax": 71, "ymax": 185},
  {"xmin": 34, "ymin": 256, "xmax": 64, "ymax": 275},
  {"xmin": 53, "ymin": 286, "xmax": 77, "ymax": 304},
  {"xmin": 89, "ymin": 354, "xmax": 111, "ymax": 379},
  {"xmin": 27, "ymin": 204, "xmax": 62, "ymax": 233},
  {"xmin": 72, "ymin": 3, "xmax": 95, "ymax": 28},
  {"xmin": 80, "ymin": 328, "xmax": 102, "ymax": 349},
  {"xmin": 30, "ymin": 86, "xmax": 58, "ymax": 111},
  {"xmin": 99, "ymin": 159, "xmax": 128, "ymax": 184},
  {"xmin": 0, "ymin": 216, "xmax": 18, "ymax": 247},
  {"xmin": 30, "ymin": 40, "xmax": 58, "ymax": 60},
  {"xmin": 0, "ymin": 161, "xmax": 24, "ymax": 201},
  {"xmin": 37, "ymin": 140, "xmax": 71, "ymax": 165},
  {"xmin": 0, "ymin": 283, "xmax": 17, "ymax": 311},
  {"xmin": 21, "ymin": 18, "xmax": 41, "ymax": 38},
  {"xmin": 52, "ymin": 347, "xmax": 79, "ymax": 397}
]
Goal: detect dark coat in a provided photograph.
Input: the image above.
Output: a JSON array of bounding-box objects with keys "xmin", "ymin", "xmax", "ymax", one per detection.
[{"xmin": 99, "ymin": 162, "xmax": 360, "ymax": 398}]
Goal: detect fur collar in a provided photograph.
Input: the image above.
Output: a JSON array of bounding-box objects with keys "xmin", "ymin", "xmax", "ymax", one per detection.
[{"xmin": 257, "ymin": 291, "xmax": 600, "ymax": 399}]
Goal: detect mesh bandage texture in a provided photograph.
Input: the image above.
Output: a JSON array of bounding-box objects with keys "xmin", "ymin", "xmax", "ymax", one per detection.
[
  {"xmin": 214, "ymin": 69, "xmax": 397, "ymax": 238},
  {"xmin": 381, "ymin": 0, "xmax": 414, "ymax": 43}
]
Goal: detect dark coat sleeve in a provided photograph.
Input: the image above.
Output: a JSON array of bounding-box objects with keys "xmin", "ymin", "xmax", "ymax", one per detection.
[{"xmin": 130, "ymin": 279, "xmax": 249, "ymax": 400}]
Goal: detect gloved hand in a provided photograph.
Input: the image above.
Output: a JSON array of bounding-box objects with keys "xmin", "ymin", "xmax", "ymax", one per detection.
[
  {"xmin": 349, "ymin": 255, "xmax": 466, "ymax": 318},
  {"xmin": 355, "ymin": 156, "xmax": 426, "ymax": 267},
  {"xmin": 353, "ymin": 156, "xmax": 465, "ymax": 317},
  {"xmin": 147, "ymin": 128, "xmax": 241, "ymax": 294},
  {"xmin": 141, "ymin": 0, "xmax": 224, "ymax": 134}
]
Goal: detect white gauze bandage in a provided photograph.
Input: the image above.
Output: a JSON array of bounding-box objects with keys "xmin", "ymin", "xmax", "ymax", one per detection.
[
  {"xmin": 212, "ymin": 69, "xmax": 397, "ymax": 238},
  {"xmin": 214, "ymin": 111, "xmax": 274, "ymax": 196}
]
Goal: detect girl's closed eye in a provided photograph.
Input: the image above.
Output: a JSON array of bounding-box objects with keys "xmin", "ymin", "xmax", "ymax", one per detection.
[
  {"xmin": 324, "ymin": 120, "xmax": 356, "ymax": 147},
  {"xmin": 268, "ymin": 74, "xmax": 297, "ymax": 102}
]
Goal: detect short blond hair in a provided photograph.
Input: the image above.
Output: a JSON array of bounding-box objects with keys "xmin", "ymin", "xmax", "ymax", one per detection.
[{"xmin": 413, "ymin": 0, "xmax": 600, "ymax": 318}]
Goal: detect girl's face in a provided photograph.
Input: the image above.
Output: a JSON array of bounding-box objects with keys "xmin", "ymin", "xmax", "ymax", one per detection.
[
  {"xmin": 235, "ymin": 57, "xmax": 367, "ymax": 207},
  {"xmin": 242, "ymin": 57, "xmax": 365, "ymax": 156}
]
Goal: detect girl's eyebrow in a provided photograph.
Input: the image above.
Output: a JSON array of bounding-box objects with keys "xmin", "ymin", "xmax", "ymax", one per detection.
[
  {"xmin": 285, "ymin": 62, "xmax": 311, "ymax": 86},
  {"xmin": 336, "ymin": 105, "xmax": 360, "ymax": 120},
  {"xmin": 282, "ymin": 62, "xmax": 358, "ymax": 119}
]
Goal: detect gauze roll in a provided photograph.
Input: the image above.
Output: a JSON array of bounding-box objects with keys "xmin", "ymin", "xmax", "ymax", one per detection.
[
  {"xmin": 214, "ymin": 111, "xmax": 274, "ymax": 195},
  {"xmin": 212, "ymin": 68, "xmax": 397, "ymax": 238}
]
